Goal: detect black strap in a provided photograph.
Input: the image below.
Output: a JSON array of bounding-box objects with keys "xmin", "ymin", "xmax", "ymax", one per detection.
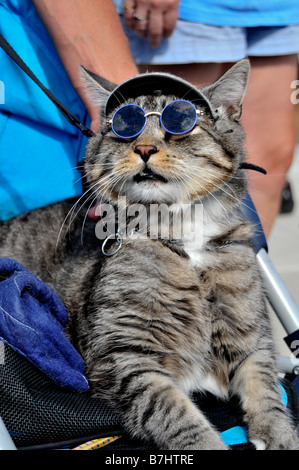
[
  {"xmin": 0, "ymin": 33, "xmax": 95, "ymax": 138},
  {"xmin": 239, "ymin": 162, "xmax": 267, "ymax": 174}
]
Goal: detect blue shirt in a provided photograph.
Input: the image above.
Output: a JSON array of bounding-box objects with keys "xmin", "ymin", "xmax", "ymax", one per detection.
[
  {"xmin": 113, "ymin": 0, "xmax": 299, "ymax": 26},
  {"xmin": 0, "ymin": 0, "xmax": 88, "ymax": 220},
  {"xmin": 179, "ymin": 0, "xmax": 299, "ymax": 26}
]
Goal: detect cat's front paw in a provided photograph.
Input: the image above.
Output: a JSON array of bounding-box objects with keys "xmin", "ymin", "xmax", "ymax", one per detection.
[
  {"xmin": 195, "ymin": 431, "xmax": 229, "ymax": 450},
  {"xmin": 268, "ymin": 430, "xmax": 299, "ymax": 450},
  {"xmin": 172, "ymin": 428, "xmax": 228, "ymax": 450},
  {"xmin": 249, "ymin": 419, "xmax": 298, "ymax": 450}
]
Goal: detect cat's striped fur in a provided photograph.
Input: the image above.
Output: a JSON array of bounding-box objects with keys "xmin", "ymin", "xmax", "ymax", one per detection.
[{"xmin": 0, "ymin": 61, "xmax": 297, "ymax": 449}]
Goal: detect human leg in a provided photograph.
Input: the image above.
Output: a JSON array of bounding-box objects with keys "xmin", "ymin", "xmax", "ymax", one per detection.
[{"xmin": 240, "ymin": 55, "xmax": 298, "ymax": 237}]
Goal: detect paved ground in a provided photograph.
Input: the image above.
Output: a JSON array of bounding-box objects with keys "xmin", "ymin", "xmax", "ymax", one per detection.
[{"xmin": 267, "ymin": 143, "xmax": 299, "ymax": 357}]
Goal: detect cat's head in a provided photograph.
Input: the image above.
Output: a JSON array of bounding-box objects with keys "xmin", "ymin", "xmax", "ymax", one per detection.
[{"xmin": 82, "ymin": 60, "xmax": 250, "ymax": 210}]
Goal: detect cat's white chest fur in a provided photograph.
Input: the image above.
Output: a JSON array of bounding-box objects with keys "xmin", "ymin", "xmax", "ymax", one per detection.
[
  {"xmin": 181, "ymin": 369, "xmax": 229, "ymax": 400},
  {"xmin": 181, "ymin": 199, "xmax": 225, "ymax": 268},
  {"xmin": 179, "ymin": 200, "xmax": 231, "ymax": 399}
]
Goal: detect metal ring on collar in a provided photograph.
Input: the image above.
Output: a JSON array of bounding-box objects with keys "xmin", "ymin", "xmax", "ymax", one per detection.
[{"xmin": 102, "ymin": 232, "xmax": 122, "ymax": 257}]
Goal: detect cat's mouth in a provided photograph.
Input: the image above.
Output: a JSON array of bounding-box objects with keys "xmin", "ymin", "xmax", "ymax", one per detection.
[{"xmin": 134, "ymin": 168, "xmax": 168, "ymax": 184}]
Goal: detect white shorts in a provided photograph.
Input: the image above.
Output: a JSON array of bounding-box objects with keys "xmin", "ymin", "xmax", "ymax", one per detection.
[{"xmin": 118, "ymin": 17, "xmax": 299, "ymax": 64}]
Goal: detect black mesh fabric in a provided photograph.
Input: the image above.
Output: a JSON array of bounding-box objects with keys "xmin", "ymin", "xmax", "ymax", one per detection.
[
  {"xmin": 0, "ymin": 345, "xmax": 124, "ymax": 450},
  {"xmin": 0, "ymin": 344, "xmax": 298, "ymax": 450}
]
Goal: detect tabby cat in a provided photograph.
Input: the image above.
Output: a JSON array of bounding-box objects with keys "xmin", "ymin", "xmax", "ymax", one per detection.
[{"xmin": 0, "ymin": 60, "xmax": 298, "ymax": 450}]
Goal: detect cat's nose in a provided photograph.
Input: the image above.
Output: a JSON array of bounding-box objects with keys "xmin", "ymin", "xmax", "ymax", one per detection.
[{"xmin": 134, "ymin": 145, "xmax": 158, "ymax": 163}]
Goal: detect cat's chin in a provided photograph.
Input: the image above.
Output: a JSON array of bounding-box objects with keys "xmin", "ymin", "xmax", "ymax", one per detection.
[
  {"xmin": 123, "ymin": 178, "xmax": 180, "ymax": 205},
  {"xmin": 133, "ymin": 178, "xmax": 168, "ymax": 191},
  {"xmin": 133, "ymin": 171, "xmax": 168, "ymax": 185}
]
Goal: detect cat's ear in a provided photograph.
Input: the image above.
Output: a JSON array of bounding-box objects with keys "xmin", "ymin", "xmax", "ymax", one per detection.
[
  {"xmin": 203, "ymin": 59, "xmax": 250, "ymax": 121},
  {"xmin": 80, "ymin": 66, "xmax": 117, "ymax": 108}
]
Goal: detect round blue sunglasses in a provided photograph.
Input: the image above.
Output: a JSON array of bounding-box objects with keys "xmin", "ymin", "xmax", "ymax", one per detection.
[{"xmin": 107, "ymin": 99, "xmax": 212, "ymax": 139}]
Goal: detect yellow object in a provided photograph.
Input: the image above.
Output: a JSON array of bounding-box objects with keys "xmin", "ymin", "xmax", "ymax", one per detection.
[{"xmin": 73, "ymin": 435, "xmax": 121, "ymax": 450}]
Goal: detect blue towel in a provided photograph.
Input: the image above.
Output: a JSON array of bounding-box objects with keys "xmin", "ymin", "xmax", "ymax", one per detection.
[{"xmin": 0, "ymin": 258, "xmax": 89, "ymax": 393}]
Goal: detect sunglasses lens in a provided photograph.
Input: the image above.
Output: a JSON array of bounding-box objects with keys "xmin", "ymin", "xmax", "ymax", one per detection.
[
  {"xmin": 111, "ymin": 104, "xmax": 146, "ymax": 138},
  {"xmin": 161, "ymin": 100, "xmax": 197, "ymax": 135}
]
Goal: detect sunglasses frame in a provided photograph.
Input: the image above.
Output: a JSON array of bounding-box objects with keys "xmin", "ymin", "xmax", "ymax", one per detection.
[{"xmin": 107, "ymin": 99, "xmax": 212, "ymax": 139}]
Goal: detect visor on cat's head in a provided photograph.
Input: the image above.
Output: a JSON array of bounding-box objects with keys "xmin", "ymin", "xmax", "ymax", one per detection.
[{"xmin": 105, "ymin": 72, "xmax": 216, "ymax": 119}]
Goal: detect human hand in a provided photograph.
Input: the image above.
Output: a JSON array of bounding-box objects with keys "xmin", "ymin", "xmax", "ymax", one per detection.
[{"xmin": 122, "ymin": 0, "xmax": 180, "ymax": 48}]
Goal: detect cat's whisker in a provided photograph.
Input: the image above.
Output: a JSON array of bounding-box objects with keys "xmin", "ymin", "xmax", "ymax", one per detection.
[
  {"xmin": 80, "ymin": 191, "xmax": 103, "ymax": 248},
  {"xmin": 99, "ymin": 170, "xmax": 125, "ymax": 195},
  {"xmin": 187, "ymin": 165, "xmax": 263, "ymax": 224},
  {"xmin": 177, "ymin": 173, "xmax": 202, "ymax": 202},
  {"xmin": 58, "ymin": 165, "xmax": 123, "ymax": 240},
  {"xmin": 84, "ymin": 169, "xmax": 125, "ymax": 205},
  {"xmin": 177, "ymin": 162, "xmax": 228, "ymax": 212},
  {"xmin": 180, "ymin": 169, "xmax": 234, "ymax": 223},
  {"xmin": 184, "ymin": 163, "xmax": 234, "ymax": 197},
  {"xmin": 80, "ymin": 172, "xmax": 130, "ymax": 242},
  {"xmin": 180, "ymin": 172, "xmax": 228, "ymax": 221},
  {"xmin": 85, "ymin": 161, "xmax": 115, "ymax": 171},
  {"xmin": 196, "ymin": 166, "xmax": 239, "ymax": 202},
  {"xmin": 55, "ymin": 179, "xmax": 109, "ymax": 251}
]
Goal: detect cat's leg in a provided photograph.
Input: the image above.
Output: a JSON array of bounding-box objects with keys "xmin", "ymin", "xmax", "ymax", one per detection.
[
  {"xmin": 112, "ymin": 368, "xmax": 228, "ymax": 450},
  {"xmin": 231, "ymin": 350, "xmax": 299, "ymax": 450}
]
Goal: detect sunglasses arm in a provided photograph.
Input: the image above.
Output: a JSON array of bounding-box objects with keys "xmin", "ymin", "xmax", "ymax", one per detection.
[{"xmin": 196, "ymin": 110, "xmax": 212, "ymax": 126}]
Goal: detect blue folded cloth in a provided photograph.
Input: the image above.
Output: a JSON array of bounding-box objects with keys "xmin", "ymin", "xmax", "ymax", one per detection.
[{"xmin": 0, "ymin": 257, "xmax": 89, "ymax": 392}]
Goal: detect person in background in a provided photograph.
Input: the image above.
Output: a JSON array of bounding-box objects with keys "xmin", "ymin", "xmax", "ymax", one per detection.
[
  {"xmin": 0, "ymin": 0, "xmax": 138, "ymax": 221},
  {"xmin": 114, "ymin": 0, "xmax": 299, "ymax": 238}
]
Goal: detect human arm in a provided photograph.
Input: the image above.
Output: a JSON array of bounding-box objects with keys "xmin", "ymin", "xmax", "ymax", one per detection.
[
  {"xmin": 33, "ymin": 0, "xmax": 138, "ymax": 132},
  {"xmin": 122, "ymin": 0, "xmax": 181, "ymax": 48}
]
